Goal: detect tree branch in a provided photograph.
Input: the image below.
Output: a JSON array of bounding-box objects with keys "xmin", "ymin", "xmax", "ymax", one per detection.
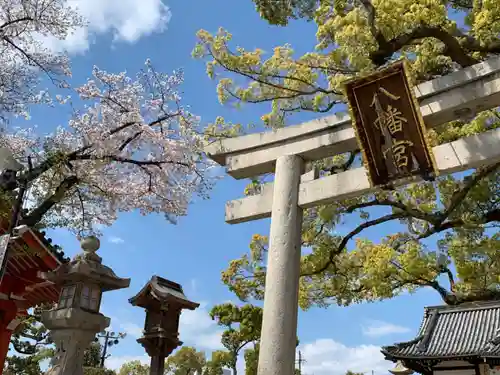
[
  {"xmin": 345, "ymin": 198, "xmax": 438, "ymax": 223},
  {"xmin": 302, "ymin": 211, "xmax": 408, "ymax": 276},
  {"xmin": 439, "ymin": 162, "xmax": 500, "ymax": 224},
  {"xmin": 330, "ymin": 150, "xmax": 359, "ymax": 174},
  {"xmin": 358, "ymin": 0, "xmax": 388, "ymax": 48},
  {"xmin": 440, "ymin": 265, "xmax": 455, "ymax": 292},
  {"xmin": 369, "ymin": 25, "xmax": 480, "ymax": 67},
  {"xmin": 20, "ymin": 176, "xmax": 79, "ymax": 227},
  {"xmin": 75, "ymin": 154, "xmax": 191, "ymax": 169}
]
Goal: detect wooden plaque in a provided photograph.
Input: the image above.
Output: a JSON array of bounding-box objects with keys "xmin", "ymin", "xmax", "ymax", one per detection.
[{"xmin": 344, "ymin": 60, "xmax": 437, "ymax": 187}]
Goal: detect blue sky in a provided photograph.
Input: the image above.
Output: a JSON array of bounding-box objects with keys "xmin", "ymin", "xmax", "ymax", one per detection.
[{"xmin": 23, "ymin": 0, "xmax": 450, "ymax": 373}]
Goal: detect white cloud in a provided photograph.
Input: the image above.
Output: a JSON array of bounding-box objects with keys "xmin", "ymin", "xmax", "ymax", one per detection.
[
  {"xmin": 108, "ymin": 236, "xmax": 125, "ymax": 244},
  {"xmin": 300, "ymin": 339, "xmax": 393, "ymax": 375},
  {"xmin": 362, "ymin": 320, "xmax": 411, "ymax": 337},
  {"xmin": 179, "ymin": 302, "xmax": 224, "ymax": 350},
  {"xmin": 120, "ymin": 321, "xmax": 143, "ymax": 338},
  {"xmin": 39, "ymin": 0, "xmax": 172, "ymax": 54}
]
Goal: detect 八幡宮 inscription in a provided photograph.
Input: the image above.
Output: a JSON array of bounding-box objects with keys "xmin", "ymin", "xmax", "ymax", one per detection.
[{"xmin": 344, "ymin": 60, "xmax": 436, "ymax": 186}]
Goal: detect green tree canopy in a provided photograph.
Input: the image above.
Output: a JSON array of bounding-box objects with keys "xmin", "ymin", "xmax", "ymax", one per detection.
[
  {"xmin": 83, "ymin": 342, "xmax": 102, "ymax": 368},
  {"xmin": 204, "ymin": 350, "xmax": 232, "ymax": 375},
  {"xmin": 252, "ymin": 0, "xmax": 317, "ymax": 26},
  {"xmin": 5, "ymin": 307, "xmax": 117, "ymax": 375},
  {"xmin": 165, "ymin": 346, "xmax": 206, "ymax": 375},
  {"xmin": 193, "ymin": 0, "xmax": 500, "ymax": 310},
  {"xmin": 82, "ymin": 342, "xmax": 116, "ymax": 375},
  {"xmin": 208, "ymin": 303, "xmax": 263, "ymax": 375},
  {"xmin": 83, "ymin": 367, "xmax": 116, "ymax": 375},
  {"xmin": 117, "ymin": 361, "xmax": 149, "ymax": 375},
  {"xmin": 346, "ymin": 371, "xmax": 365, "ymax": 375},
  {"xmin": 5, "ymin": 305, "xmax": 53, "ymax": 375}
]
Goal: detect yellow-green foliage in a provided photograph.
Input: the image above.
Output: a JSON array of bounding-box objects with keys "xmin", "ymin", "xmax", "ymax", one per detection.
[{"xmin": 197, "ymin": 0, "xmax": 500, "ymax": 308}]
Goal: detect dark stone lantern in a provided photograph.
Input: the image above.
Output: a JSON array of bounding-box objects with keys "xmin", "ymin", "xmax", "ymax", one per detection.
[{"xmin": 129, "ymin": 276, "xmax": 199, "ymax": 375}]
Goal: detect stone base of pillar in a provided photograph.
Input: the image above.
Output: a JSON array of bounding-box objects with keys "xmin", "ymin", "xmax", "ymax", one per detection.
[{"xmin": 43, "ymin": 308, "xmax": 110, "ymax": 375}]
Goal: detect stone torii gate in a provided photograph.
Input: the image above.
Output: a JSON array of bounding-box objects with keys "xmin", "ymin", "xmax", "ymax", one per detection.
[{"xmin": 205, "ymin": 57, "xmax": 500, "ymax": 375}]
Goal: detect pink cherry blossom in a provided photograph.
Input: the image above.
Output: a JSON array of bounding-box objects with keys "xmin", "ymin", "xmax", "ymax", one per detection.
[
  {"xmin": 1, "ymin": 61, "xmax": 217, "ymax": 235},
  {"xmin": 0, "ymin": 0, "xmax": 84, "ymax": 121}
]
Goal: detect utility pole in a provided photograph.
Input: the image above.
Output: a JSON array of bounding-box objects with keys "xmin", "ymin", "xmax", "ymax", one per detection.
[
  {"xmin": 296, "ymin": 350, "xmax": 306, "ymax": 374},
  {"xmin": 96, "ymin": 330, "xmax": 126, "ymax": 368}
]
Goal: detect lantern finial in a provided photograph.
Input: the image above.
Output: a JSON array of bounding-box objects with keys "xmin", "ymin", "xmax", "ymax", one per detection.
[{"xmin": 81, "ymin": 236, "xmax": 100, "ymax": 253}]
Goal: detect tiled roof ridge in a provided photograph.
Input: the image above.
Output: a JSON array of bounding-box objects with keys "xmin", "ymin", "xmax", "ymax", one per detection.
[
  {"xmin": 424, "ymin": 300, "xmax": 500, "ymax": 314},
  {"xmin": 17, "ymin": 208, "xmax": 70, "ymax": 264},
  {"xmin": 34, "ymin": 229, "xmax": 69, "ymax": 264},
  {"xmin": 382, "ymin": 306, "xmax": 432, "ymax": 353},
  {"xmin": 385, "ymin": 334, "xmax": 425, "ymax": 351}
]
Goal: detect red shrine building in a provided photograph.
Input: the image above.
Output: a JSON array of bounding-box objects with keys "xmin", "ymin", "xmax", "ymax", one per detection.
[
  {"xmin": 0, "ymin": 221, "xmax": 67, "ymax": 374},
  {"xmin": 383, "ymin": 301, "xmax": 500, "ymax": 375}
]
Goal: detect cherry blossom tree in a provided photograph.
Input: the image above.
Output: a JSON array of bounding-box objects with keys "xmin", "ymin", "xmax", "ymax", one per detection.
[
  {"xmin": 0, "ymin": 0, "xmax": 84, "ymax": 121},
  {"xmin": 0, "ymin": 61, "xmax": 216, "ymax": 234}
]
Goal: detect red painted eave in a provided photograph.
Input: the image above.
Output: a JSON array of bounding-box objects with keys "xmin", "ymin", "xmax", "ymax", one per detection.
[{"xmin": 0, "ymin": 220, "xmax": 62, "ymax": 308}]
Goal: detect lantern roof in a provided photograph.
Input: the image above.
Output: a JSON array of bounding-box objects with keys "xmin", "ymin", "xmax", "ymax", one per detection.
[
  {"xmin": 382, "ymin": 300, "xmax": 500, "ymax": 363},
  {"xmin": 389, "ymin": 361, "xmax": 414, "ymax": 375},
  {"xmin": 129, "ymin": 276, "xmax": 199, "ymax": 311},
  {"xmin": 39, "ymin": 236, "xmax": 130, "ymax": 292}
]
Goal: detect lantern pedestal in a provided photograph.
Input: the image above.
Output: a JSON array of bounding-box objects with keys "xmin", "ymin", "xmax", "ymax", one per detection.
[
  {"xmin": 43, "ymin": 309, "xmax": 109, "ymax": 375},
  {"xmin": 138, "ymin": 332, "xmax": 182, "ymax": 374}
]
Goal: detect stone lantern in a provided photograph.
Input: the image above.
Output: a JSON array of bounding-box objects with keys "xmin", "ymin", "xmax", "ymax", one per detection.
[
  {"xmin": 129, "ymin": 276, "xmax": 199, "ymax": 375},
  {"xmin": 41, "ymin": 236, "xmax": 130, "ymax": 375}
]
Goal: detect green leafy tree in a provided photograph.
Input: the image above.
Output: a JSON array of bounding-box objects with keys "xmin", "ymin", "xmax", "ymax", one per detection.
[
  {"xmin": 6, "ymin": 308, "xmax": 116, "ymax": 375},
  {"xmin": 204, "ymin": 351, "xmax": 232, "ymax": 375},
  {"xmin": 194, "ymin": 0, "xmax": 500, "ymax": 309},
  {"xmin": 117, "ymin": 361, "xmax": 150, "ymax": 375},
  {"xmin": 243, "ymin": 343, "xmax": 259, "ymax": 375},
  {"xmin": 83, "ymin": 367, "xmax": 116, "ymax": 375},
  {"xmin": 82, "ymin": 342, "xmax": 116, "ymax": 375},
  {"xmin": 4, "ymin": 349, "xmax": 52, "ymax": 375},
  {"xmin": 83, "ymin": 342, "xmax": 103, "ymax": 368},
  {"xmin": 346, "ymin": 371, "xmax": 365, "ymax": 375},
  {"xmin": 252, "ymin": 0, "xmax": 317, "ymax": 26},
  {"xmin": 5, "ymin": 305, "xmax": 53, "ymax": 375},
  {"xmin": 208, "ymin": 303, "xmax": 263, "ymax": 375},
  {"xmin": 165, "ymin": 346, "xmax": 206, "ymax": 375}
]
